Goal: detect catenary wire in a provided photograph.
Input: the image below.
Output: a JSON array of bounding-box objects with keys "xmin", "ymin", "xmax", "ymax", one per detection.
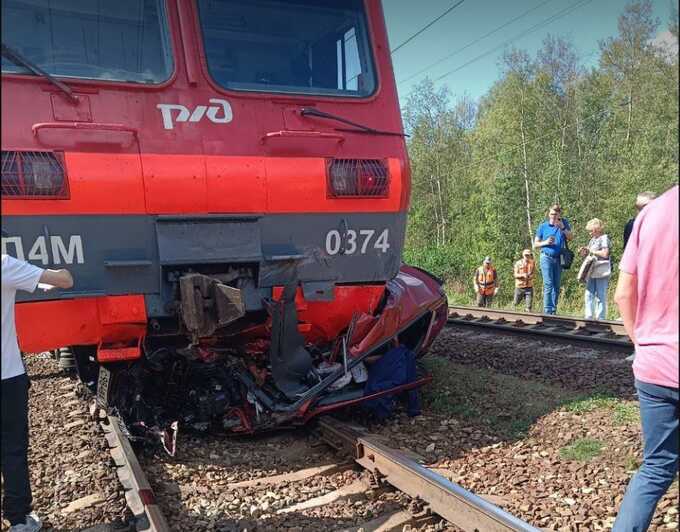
[
  {"xmin": 390, "ymin": 0, "xmax": 466, "ymax": 54},
  {"xmin": 398, "ymin": 0, "xmax": 593, "ymax": 101},
  {"xmin": 431, "ymin": 0, "xmax": 594, "ymax": 83},
  {"xmin": 399, "ymin": 0, "xmax": 593, "ymax": 103},
  {"xmin": 398, "ymin": 0, "xmax": 558, "ymax": 86}
]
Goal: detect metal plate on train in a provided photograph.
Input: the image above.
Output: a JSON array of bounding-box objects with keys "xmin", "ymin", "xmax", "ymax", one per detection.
[{"xmin": 96, "ymin": 366, "xmax": 111, "ymax": 408}]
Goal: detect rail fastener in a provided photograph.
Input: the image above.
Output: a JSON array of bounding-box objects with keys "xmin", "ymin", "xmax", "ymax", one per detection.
[
  {"xmin": 317, "ymin": 418, "xmax": 540, "ymax": 532},
  {"xmin": 101, "ymin": 415, "xmax": 169, "ymax": 532}
]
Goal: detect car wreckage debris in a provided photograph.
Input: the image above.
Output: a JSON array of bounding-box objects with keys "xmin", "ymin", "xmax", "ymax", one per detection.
[{"xmin": 93, "ymin": 265, "xmax": 448, "ymax": 454}]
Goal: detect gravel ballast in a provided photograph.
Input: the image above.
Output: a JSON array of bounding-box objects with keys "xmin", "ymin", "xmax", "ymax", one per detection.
[
  {"xmin": 1, "ymin": 354, "xmax": 129, "ymax": 531},
  {"xmin": 2, "ymin": 327, "xmax": 678, "ymax": 531}
]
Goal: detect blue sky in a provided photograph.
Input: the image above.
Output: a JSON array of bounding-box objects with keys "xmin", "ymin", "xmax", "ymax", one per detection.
[{"xmin": 383, "ymin": 0, "xmax": 675, "ymax": 105}]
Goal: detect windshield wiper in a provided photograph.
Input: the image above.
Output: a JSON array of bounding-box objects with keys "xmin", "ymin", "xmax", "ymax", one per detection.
[
  {"xmin": 2, "ymin": 43, "xmax": 78, "ymax": 103},
  {"xmin": 300, "ymin": 107, "xmax": 408, "ymax": 137}
]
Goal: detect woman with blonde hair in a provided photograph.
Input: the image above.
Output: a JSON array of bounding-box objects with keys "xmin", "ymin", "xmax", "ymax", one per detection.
[{"xmin": 578, "ymin": 218, "xmax": 611, "ymax": 319}]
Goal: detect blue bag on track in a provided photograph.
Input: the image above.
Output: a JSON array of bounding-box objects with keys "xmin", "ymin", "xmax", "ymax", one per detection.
[{"xmin": 362, "ymin": 346, "xmax": 420, "ymax": 420}]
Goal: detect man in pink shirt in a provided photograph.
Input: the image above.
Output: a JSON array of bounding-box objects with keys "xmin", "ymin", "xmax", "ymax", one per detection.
[{"xmin": 613, "ymin": 185, "xmax": 678, "ymax": 531}]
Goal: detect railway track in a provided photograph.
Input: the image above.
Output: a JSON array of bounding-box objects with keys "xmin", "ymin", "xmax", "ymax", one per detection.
[
  {"xmin": 96, "ymin": 406, "xmax": 539, "ymax": 531},
  {"xmin": 58, "ymin": 306, "xmax": 630, "ymax": 530},
  {"xmin": 96, "ymin": 411, "xmax": 170, "ymax": 532},
  {"xmin": 21, "ymin": 341, "xmax": 678, "ymax": 531},
  {"xmin": 316, "ymin": 417, "xmax": 540, "ymax": 532},
  {"xmin": 447, "ymin": 305, "xmax": 631, "ymax": 348},
  {"xmin": 61, "ymin": 306, "xmax": 630, "ymax": 531}
]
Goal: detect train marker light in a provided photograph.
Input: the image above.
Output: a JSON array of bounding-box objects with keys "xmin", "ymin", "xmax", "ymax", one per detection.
[
  {"xmin": 327, "ymin": 159, "xmax": 389, "ymax": 198},
  {"xmin": 1, "ymin": 151, "xmax": 69, "ymax": 199}
]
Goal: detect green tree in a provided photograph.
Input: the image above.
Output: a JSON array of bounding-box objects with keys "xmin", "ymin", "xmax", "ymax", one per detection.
[{"xmin": 402, "ymin": 1, "xmax": 679, "ymax": 314}]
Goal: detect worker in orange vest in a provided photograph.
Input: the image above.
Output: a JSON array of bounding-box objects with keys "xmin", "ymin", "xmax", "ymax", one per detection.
[
  {"xmin": 473, "ymin": 256, "xmax": 499, "ymax": 307},
  {"xmin": 513, "ymin": 248, "xmax": 536, "ymax": 312}
]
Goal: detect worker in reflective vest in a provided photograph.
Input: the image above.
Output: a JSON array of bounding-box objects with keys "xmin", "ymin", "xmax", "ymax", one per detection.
[
  {"xmin": 473, "ymin": 256, "xmax": 499, "ymax": 308},
  {"xmin": 513, "ymin": 249, "xmax": 536, "ymax": 312}
]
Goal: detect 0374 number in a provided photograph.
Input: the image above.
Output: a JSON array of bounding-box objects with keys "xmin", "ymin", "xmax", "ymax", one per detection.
[{"xmin": 325, "ymin": 228, "xmax": 390, "ymax": 255}]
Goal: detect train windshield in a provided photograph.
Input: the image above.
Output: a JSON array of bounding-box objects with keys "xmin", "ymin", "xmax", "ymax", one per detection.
[
  {"xmin": 1, "ymin": 0, "xmax": 172, "ymax": 84},
  {"xmin": 197, "ymin": 0, "xmax": 377, "ymax": 97}
]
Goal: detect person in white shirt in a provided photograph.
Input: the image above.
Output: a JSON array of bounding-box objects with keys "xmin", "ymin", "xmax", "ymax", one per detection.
[{"xmin": 2, "ymin": 253, "xmax": 73, "ymax": 532}]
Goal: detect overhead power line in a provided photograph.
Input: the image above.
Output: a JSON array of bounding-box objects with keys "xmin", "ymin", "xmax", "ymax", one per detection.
[
  {"xmin": 432, "ymin": 0, "xmax": 594, "ymax": 83},
  {"xmin": 390, "ymin": 0, "xmax": 466, "ymax": 55},
  {"xmin": 398, "ymin": 0, "xmax": 558, "ymax": 86}
]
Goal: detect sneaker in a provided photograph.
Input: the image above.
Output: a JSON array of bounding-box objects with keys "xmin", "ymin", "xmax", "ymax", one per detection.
[{"xmin": 9, "ymin": 513, "xmax": 42, "ymax": 532}]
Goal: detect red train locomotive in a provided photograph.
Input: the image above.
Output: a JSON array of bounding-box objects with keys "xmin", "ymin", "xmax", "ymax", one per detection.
[{"xmin": 1, "ymin": 0, "xmax": 447, "ymax": 453}]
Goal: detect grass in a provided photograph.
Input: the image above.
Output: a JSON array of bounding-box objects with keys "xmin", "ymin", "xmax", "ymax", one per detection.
[
  {"xmin": 625, "ymin": 455, "xmax": 641, "ymax": 471},
  {"xmin": 420, "ymin": 357, "xmax": 641, "ymax": 442},
  {"xmin": 563, "ymin": 394, "xmax": 640, "ymax": 425},
  {"xmin": 564, "ymin": 394, "xmax": 619, "ymax": 413},
  {"xmin": 560, "ymin": 438, "xmax": 603, "ymax": 461},
  {"xmin": 421, "ymin": 357, "xmax": 579, "ymax": 439},
  {"xmin": 613, "ymin": 402, "xmax": 640, "ymax": 425}
]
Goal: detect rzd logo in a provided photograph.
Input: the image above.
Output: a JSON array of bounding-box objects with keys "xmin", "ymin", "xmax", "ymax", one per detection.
[
  {"xmin": 1, "ymin": 235, "xmax": 84, "ymax": 265},
  {"xmin": 157, "ymin": 99, "xmax": 233, "ymax": 130}
]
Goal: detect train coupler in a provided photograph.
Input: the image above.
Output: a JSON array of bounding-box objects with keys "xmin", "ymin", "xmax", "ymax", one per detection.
[{"xmin": 179, "ymin": 273, "xmax": 246, "ymax": 340}]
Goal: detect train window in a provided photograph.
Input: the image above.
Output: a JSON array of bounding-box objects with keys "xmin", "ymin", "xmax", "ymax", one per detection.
[
  {"xmin": 197, "ymin": 0, "xmax": 377, "ymax": 97},
  {"xmin": 1, "ymin": 0, "xmax": 172, "ymax": 85}
]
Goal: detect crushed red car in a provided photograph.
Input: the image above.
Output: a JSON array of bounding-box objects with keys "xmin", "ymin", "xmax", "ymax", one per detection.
[{"xmin": 95, "ymin": 264, "xmax": 447, "ymax": 455}]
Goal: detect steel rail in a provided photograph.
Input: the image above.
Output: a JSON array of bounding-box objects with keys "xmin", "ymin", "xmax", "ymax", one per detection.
[
  {"xmin": 101, "ymin": 415, "xmax": 169, "ymax": 532},
  {"xmin": 448, "ymin": 305, "xmax": 631, "ymax": 347},
  {"xmin": 317, "ymin": 418, "xmax": 540, "ymax": 532}
]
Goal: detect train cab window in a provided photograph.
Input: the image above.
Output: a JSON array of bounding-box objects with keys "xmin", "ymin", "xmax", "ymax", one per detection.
[
  {"xmin": 197, "ymin": 0, "xmax": 377, "ymax": 97},
  {"xmin": 1, "ymin": 0, "xmax": 172, "ymax": 84}
]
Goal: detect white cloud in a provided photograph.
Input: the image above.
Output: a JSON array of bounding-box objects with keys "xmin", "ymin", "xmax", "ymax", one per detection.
[{"xmin": 650, "ymin": 30, "xmax": 678, "ymax": 59}]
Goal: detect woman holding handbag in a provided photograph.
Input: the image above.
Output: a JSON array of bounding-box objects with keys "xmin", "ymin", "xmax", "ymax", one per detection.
[{"xmin": 579, "ymin": 218, "xmax": 611, "ymax": 320}]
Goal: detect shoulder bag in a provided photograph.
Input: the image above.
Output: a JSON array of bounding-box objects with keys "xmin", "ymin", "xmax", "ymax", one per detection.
[
  {"xmin": 578, "ymin": 254, "xmax": 596, "ymax": 283},
  {"xmin": 560, "ymin": 239, "xmax": 574, "ymax": 270}
]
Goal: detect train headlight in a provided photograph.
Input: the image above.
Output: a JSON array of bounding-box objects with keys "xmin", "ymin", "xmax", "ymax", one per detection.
[
  {"xmin": 1, "ymin": 151, "xmax": 69, "ymax": 198},
  {"xmin": 329, "ymin": 160, "xmax": 356, "ymax": 195},
  {"xmin": 327, "ymin": 159, "xmax": 389, "ymax": 198}
]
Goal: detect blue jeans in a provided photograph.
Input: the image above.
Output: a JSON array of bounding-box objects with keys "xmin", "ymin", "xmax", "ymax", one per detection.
[
  {"xmin": 585, "ymin": 276, "xmax": 609, "ymax": 320},
  {"xmin": 540, "ymin": 253, "xmax": 561, "ymax": 314},
  {"xmin": 613, "ymin": 380, "xmax": 679, "ymax": 532}
]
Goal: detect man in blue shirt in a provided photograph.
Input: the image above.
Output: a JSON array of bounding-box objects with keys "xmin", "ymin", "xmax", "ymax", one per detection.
[{"xmin": 533, "ymin": 204, "xmax": 574, "ymax": 314}]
